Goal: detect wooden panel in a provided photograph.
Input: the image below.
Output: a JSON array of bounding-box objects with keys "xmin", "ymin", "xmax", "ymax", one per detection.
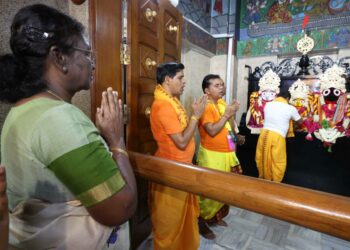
[
  {"xmin": 139, "ymin": 44, "xmax": 158, "ymax": 80},
  {"xmin": 128, "ymin": 151, "xmax": 350, "ymax": 241},
  {"xmin": 138, "ymin": 29, "xmax": 159, "ymax": 49},
  {"xmin": 138, "ymin": 0, "xmax": 159, "ymax": 35},
  {"xmin": 164, "ymin": 54, "xmax": 177, "ymax": 63},
  {"xmin": 164, "ymin": 10, "xmax": 179, "ymax": 46},
  {"xmin": 164, "ymin": 42, "xmax": 178, "ymax": 61},
  {"xmin": 89, "ymin": 0, "xmax": 122, "ymax": 120},
  {"xmin": 137, "ymin": 94, "xmax": 153, "ymax": 128},
  {"xmin": 138, "ymin": 78, "xmax": 157, "ymax": 94},
  {"xmin": 137, "ymin": 128, "xmax": 155, "ymax": 143},
  {"xmin": 159, "ymin": 0, "xmax": 182, "ymax": 63}
]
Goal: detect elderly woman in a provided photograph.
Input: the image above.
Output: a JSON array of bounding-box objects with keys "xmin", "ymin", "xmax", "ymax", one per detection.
[{"xmin": 0, "ymin": 4, "xmax": 137, "ymax": 249}]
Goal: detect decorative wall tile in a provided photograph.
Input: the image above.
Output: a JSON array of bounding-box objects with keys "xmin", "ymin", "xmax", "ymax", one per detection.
[{"xmin": 237, "ymin": 26, "xmax": 350, "ymax": 57}]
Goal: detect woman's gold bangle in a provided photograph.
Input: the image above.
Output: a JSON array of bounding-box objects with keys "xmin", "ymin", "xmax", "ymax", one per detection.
[
  {"xmin": 191, "ymin": 115, "xmax": 199, "ymax": 121},
  {"xmin": 110, "ymin": 147, "xmax": 129, "ymax": 157}
]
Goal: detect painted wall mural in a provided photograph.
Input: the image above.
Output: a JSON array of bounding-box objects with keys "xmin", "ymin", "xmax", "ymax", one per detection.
[
  {"xmin": 237, "ymin": 26, "xmax": 350, "ymax": 57},
  {"xmin": 240, "ymin": 0, "xmax": 350, "ymax": 41}
]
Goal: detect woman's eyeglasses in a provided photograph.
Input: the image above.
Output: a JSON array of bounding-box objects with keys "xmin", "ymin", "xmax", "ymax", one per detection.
[{"xmin": 72, "ymin": 46, "xmax": 96, "ymax": 62}]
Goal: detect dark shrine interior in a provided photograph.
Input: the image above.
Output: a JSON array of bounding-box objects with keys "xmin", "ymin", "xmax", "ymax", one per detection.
[{"xmin": 237, "ymin": 58, "xmax": 350, "ymax": 197}]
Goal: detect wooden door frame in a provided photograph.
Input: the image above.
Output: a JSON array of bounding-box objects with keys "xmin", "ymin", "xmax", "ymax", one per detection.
[{"xmin": 89, "ymin": 0, "xmax": 123, "ymax": 120}]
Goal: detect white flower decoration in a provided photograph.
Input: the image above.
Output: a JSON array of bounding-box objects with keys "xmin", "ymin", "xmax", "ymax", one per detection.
[{"xmin": 258, "ymin": 69, "xmax": 281, "ymax": 94}]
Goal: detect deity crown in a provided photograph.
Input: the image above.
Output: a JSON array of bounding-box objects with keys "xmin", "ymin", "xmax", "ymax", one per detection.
[
  {"xmin": 319, "ymin": 64, "xmax": 346, "ymax": 92},
  {"xmin": 258, "ymin": 69, "xmax": 280, "ymax": 93},
  {"xmin": 289, "ymin": 79, "xmax": 309, "ymax": 100}
]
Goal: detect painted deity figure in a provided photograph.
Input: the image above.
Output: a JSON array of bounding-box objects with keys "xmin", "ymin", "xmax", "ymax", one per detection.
[
  {"xmin": 289, "ymin": 79, "xmax": 320, "ymax": 140},
  {"xmin": 312, "ymin": 65, "xmax": 350, "ymax": 150},
  {"xmin": 243, "ymin": 0, "xmax": 267, "ymax": 26},
  {"xmin": 267, "ymin": 0, "xmax": 292, "ymax": 24},
  {"xmin": 246, "ymin": 69, "xmax": 280, "ymax": 134}
]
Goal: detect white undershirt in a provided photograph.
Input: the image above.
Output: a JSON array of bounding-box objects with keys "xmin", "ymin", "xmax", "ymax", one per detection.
[{"xmin": 263, "ymin": 101, "xmax": 301, "ymax": 137}]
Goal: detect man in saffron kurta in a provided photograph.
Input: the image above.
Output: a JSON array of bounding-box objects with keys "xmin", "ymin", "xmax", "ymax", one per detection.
[
  {"xmin": 150, "ymin": 62, "xmax": 207, "ymax": 250},
  {"xmin": 196, "ymin": 75, "xmax": 240, "ymax": 239},
  {"xmin": 255, "ymin": 89, "xmax": 302, "ymax": 182}
]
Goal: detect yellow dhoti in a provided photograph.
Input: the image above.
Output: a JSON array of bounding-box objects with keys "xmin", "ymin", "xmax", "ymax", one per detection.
[
  {"xmin": 255, "ymin": 129, "xmax": 286, "ymax": 182},
  {"xmin": 197, "ymin": 145, "xmax": 240, "ymax": 220}
]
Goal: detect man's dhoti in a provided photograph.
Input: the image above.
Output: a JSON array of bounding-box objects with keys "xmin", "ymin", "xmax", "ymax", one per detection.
[{"xmin": 255, "ymin": 129, "xmax": 286, "ymax": 182}]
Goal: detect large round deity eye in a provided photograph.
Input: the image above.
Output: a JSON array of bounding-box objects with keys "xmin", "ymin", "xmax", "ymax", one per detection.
[
  {"xmin": 322, "ymin": 89, "xmax": 330, "ymax": 96},
  {"xmin": 333, "ymin": 89, "xmax": 341, "ymax": 97},
  {"xmin": 261, "ymin": 91, "xmax": 276, "ymax": 101}
]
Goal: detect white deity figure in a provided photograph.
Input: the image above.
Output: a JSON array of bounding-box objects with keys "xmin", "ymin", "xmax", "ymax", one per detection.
[{"xmin": 246, "ymin": 69, "xmax": 280, "ymax": 134}]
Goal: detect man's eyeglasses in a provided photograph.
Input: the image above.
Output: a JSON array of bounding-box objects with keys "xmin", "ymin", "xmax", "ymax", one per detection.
[{"xmin": 72, "ymin": 46, "xmax": 96, "ymax": 62}]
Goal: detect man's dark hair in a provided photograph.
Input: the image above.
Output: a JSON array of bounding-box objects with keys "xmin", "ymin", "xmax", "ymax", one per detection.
[
  {"xmin": 0, "ymin": 4, "xmax": 84, "ymax": 103},
  {"xmin": 202, "ymin": 74, "xmax": 220, "ymax": 93},
  {"xmin": 156, "ymin": 62, "xmax": 184, "ymax": 84},
  {"xmin": 278, "ymin": 87, "xmax": 291, "ymax": 100}
]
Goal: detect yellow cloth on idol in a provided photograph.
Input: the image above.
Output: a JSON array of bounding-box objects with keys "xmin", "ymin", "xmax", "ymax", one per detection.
[
  {"xmin": 150, "ymin": 84, "xmax": 199, "ymax": 250},
  {"xmin": 197, "ymin": 145, "xmax": 239, "ymax": 220},
  {"xmin": 255, "ymin": 129, "xmax": 286, "ymax": 182}
]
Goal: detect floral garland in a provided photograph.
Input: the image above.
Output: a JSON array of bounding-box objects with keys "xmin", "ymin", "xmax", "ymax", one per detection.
[{"xmin": 154, "ymin": 84, "xmax": 188, "ymax": 129}]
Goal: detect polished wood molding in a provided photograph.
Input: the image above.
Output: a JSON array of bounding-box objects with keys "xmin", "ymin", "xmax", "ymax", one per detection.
[{"xmin": 128, "ymin": 151, "xmax": 350, "ymax": 241}]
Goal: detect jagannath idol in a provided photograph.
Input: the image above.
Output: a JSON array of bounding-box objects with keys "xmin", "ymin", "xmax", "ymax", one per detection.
[
  {"xmin": 288, "ymin": 79, "xmax": 320, "ymax": 140},
  {"xmin": 246, "ymin": 69, "xmax": 280, "ymax": 134},
  {"xmin": 313, "ymin": 64, "xmax": 350, "ymax": 151}
]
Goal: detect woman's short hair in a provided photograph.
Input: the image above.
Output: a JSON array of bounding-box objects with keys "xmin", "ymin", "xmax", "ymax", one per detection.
[
  {"xmin": 156, "ymin": 62, "xmax": 184, "ymax": 84},
  {"xmin": 202, "ymin": 74, "xmax": 220, "ymax": 93},
  {"xmin": 0, "ymin": 4, "xmax": 84, "ymax": 103}
]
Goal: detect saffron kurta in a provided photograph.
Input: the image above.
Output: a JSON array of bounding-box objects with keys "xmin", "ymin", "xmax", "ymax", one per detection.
[{"xmin": 150, "ymin": 96, "xmax": 199, "ymax": 250}]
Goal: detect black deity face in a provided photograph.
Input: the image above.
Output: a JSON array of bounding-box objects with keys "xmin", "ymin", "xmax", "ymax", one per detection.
[{"xmin": 322, "ymin": 87, "xmax": 342, "ymax": 102}]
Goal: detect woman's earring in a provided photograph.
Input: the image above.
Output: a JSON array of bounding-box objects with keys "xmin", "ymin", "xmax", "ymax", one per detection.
[{"xmin": 62, "ymin": 66, "xmax": 68, "ymax": 74}]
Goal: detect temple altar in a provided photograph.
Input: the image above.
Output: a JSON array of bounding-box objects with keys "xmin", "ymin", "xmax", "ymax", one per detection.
[{"xmin": 239, "ymin": 56, "xmax": 350, "ymax": 196}]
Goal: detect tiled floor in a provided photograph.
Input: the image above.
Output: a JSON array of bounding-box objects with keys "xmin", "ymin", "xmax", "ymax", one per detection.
[{"xmin": 137, "ymin": 207, "xmax": 350, "ymax": 250}]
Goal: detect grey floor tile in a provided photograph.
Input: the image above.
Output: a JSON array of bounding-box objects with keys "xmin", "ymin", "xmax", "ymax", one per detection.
[
  {"xmin": 261, "ymin": 216, "xmax": 291, "ymax": 231},
  {"xmin": 288, "ymin": 225, "xmax": 322, "ymax": 242},
  {"xmin": 228, "ymin": 206, "xmax": 245, "ymax": 216},
  {"xmin": 221, "ymin": 215, "xmax": 261, "ymax": 237},
  {"xmin": 215, "ymin": 228, "xmax": 252, "ymax": 250},
  {"xmin": 255, "ymin": 224, "xmax": 288, "ymax": 246},
  {"xmin": 240, "ymin": 209, "xmax": 264, "ymax": 224},
  {"xmin": 246, "ymin": 237, "xmax": 284, "ymax": 250},
  {"xmin": 199, "ymin": 236, "xmax": 216, "ymax": 250},
  {"xmin": 321, "ymin": 233, "xmax": 350, "ymax": 250},
  {"xmin": 138, "ymin": 207, "xmax": 350, "ymax": 250},
  {"xmin": 285, "ymin": 232, "xmax": 322, "ymax": 250}
]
